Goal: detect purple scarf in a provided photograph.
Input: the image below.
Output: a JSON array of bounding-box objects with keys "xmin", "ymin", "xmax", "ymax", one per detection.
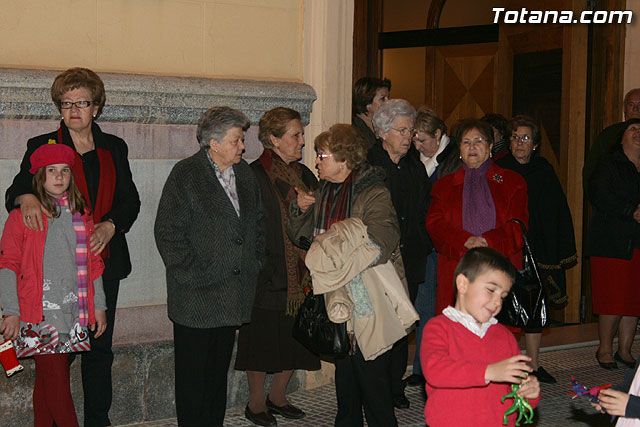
[{"xmin": 462, "ymin": 159, "xmax": 496, "ymax": 236}]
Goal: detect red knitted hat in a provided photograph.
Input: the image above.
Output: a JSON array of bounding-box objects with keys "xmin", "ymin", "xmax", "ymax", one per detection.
[{"xmin": 29, "ymin": 143, "xmax": 76, "ymax": 174}]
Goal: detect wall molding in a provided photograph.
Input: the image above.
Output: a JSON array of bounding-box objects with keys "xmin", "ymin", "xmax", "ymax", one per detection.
[{"xmin": 0, "ymin": 68, "xmax": 316, "ymax": 125}]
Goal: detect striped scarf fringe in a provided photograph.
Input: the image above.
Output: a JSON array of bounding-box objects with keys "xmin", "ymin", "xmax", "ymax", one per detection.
[{"xmin": 53, "ymin": 193, "xmax": 90, "ymax": 327}]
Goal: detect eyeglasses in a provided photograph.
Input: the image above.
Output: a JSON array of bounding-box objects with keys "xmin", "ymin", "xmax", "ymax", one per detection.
[
  {"xmin": 461, "ymin": 137, "xmax": 487, "ymax": 145},
  {"xmin": 392, "ymin": 127, "xmax": 414, "ymax": 136},
  {"xmin": 510, "ymin": 134, "xmax": 532, "ymax": 143},
  {"xmin": 316, "ymin": 153, "xmax": 333, "ymax": 161},
  {"xmin": 60, "ymin": 101, "xmax": 93, "ymax": 109}
]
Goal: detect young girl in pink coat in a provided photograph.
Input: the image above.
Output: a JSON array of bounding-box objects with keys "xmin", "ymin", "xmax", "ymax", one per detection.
[{"xmin": 0, "ymin": 143, "xmax": 106, "ymax": 427}]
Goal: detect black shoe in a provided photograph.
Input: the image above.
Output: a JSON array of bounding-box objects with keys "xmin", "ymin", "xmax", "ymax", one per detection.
[
  {"xmin": 405, "ymin": 374, "xmax": 426, "ymax": 387},
  {"xmin": 596, "ymin": 350, "xmax": 618, "ymax": 370},
  {"xmin": 614, "ymin": 351, "xmax": 637, "ymax": 369},
  {"xmin": 245, "ymin": 405, "xmax": 277, "ymax": 426},
  {"xmin": 532, "ymin": 366, "xmax": 557, "ymax": 384},
  {"xmin": 266, "ymin": 396, "xmax": 305, "ymax": 419},
  {"xmin": 393, "ymin": 393, "xmax": 410, "ymax": 409}
]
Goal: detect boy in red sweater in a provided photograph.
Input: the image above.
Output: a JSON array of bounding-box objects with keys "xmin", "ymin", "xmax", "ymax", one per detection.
[{"xmin": 421, "ymin": 247, "xmax": 540, "ymax": 426}]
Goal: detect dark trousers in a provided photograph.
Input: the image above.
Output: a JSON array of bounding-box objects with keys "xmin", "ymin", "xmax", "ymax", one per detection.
[
  {"xmin": 75, "ymin": 278, "xmax": 120, "ymax": 427},
  {"xmin": 334, "ymin": 345, "xmax": 397, "ymax": 427},
  {"xmin": 173, "ymin": 322, "xmax": 236, "ymax": 427},
  {"xmin": 390, "ymin": 336, "xmax": 408, "ymax": 396},
  {"xmin": 390, "ymin": 279, "xmax": 419, "ymax": 397},
  {"xmin": 33, "ymin": 354, "xmax": 79, "ymax": 427}
]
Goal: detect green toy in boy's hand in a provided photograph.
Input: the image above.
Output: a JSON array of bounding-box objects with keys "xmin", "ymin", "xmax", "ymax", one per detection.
[{"xmin": 501, "ymin": 381, "xmax": 534, "ymax": 426}]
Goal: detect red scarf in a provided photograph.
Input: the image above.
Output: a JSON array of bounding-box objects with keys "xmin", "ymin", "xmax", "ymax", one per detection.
[{"xmin": 57, "ymin": 123, "xmax": 117, "ymax": 258}]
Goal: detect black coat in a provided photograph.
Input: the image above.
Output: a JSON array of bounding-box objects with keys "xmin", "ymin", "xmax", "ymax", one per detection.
[
  {"xmin": 497, "ymin": 153, "xmax": 577, "ymax": 303},
  {"xmin": 352, "ymin": 115, "xmax": 380, "ymax": 150},
  {"xmin": 4, "ymin": 122, "xmax": 140, "ymax": 280},
  {"xmin": 250, "ymin": 158, "xmax": 317, "ymax": 310},
  {"xmin": 587, "ymin": 148, "xmax": 640, "ymax": 260},
  {"xmin": 368, "ymin": 143, "xmax": 432, "ymax": 283},
  {"xmin": 154, "ymin": 149, "xmax": 265, "ymax": 328}
]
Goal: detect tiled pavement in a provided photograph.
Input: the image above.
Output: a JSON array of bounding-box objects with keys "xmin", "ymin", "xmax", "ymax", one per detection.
[{"xmin": 120, "ymin": 340, "xmax": 639, "ymax": 427}]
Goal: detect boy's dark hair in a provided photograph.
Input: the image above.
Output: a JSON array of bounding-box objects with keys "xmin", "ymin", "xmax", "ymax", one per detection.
[{"xmin": 453, "ymin": 247, "xmax": 517, "ymax": 295}]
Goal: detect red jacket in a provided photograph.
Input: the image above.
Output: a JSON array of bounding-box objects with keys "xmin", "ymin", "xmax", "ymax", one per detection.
[
  {"xmin": 0, "ymin": 209, "xmax": 104, "ymax": 324},
  {"xmin": 426, "ymin": 162, "xmax": 528, "ymax": 314}
]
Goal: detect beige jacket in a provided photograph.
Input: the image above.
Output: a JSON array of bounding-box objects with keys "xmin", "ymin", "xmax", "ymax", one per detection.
[{"xmin": 305, "ymin": 218, "xmax": 418, "ymax": 361}]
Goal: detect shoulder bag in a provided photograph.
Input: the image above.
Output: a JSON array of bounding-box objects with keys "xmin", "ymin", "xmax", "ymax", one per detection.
[
  {"xmin": 292, "ymin": 290, "xmax": 350, "ymax": 358},
  {"xmin": 496, "ymin": 219, "xmax": 549, "ymax": 329}
]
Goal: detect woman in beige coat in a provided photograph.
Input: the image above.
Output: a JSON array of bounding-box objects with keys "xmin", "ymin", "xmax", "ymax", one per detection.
[{"xmin": 288, "ymin": 124, "xmax": 405, "ymax": 427}]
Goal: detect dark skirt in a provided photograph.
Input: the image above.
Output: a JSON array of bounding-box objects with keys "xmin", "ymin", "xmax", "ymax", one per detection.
[
  {"xmin": 235, "ymin": 307, "xmax": 321, "ymax": 372},
  {"xmin": 591, "ymin": 249, "xmax": 640, "ymax": 316}
]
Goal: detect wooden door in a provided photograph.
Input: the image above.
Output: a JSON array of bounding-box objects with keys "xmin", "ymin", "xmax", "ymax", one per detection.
[
  {"xmin": 430, "ymin": 43, "xmax": 498, "ymax": 131},
  {"xmin": 496, "ymin": 0, "xmax": 588, "ymax": 323}
]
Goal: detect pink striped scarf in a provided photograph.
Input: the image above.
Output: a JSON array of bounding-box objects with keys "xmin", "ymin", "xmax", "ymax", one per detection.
[{"xmin": 53, "ymin": 194, "xmax": 90, "ymax": 326}]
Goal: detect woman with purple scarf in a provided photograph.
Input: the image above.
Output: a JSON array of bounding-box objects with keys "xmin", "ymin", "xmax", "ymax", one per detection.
[{"xmin": 426, "ymin": 118, "xmax": 528, "ymax": 315}]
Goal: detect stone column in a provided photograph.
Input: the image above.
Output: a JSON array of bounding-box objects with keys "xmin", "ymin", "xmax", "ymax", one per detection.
[{"xmin": 303, "ymin": 0, "xmax": 355, "ymax": 170}]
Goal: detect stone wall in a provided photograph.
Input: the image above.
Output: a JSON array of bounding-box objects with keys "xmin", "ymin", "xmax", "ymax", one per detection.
[{"xmin": 0, "ymin": 68, "xmax": 335, "ymax": 425}]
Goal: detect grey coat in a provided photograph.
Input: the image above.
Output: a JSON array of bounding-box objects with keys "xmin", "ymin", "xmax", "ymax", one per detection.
[{"xmin": 154, "ymin": 148, "xmax": 265, "ymax": 328}]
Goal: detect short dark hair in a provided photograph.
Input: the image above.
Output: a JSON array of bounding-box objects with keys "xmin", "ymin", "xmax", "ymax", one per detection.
[
  {"xmin": 510, "ymin": 115, "xmax": 541, "ymax": 150},
  {"xmin": 453, "ymin": 247, "xmax": 517, "ymax": 297},
  {"xmin": 51, "ymin": 68, "xmax": 106, "ymax": 118},
  {"xmin": 481, "ymin": 113, "xmax": 509, "ymax": 140},
  {"xmin": 258, "ymin": 107, "xmax": 301, "ymax": 149},
  {"xmin": 454, "ymin": 118, "xmax": 494, "ymax": 147},
  {"xmin": 612, "ymin": 118, "xmax": 640, "ymax": 153},
  {"xmin": 352, "ymin": 77, "xmax": 391, "ymax": 115}
]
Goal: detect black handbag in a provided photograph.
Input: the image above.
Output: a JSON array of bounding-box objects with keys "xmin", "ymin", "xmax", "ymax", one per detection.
[
  {"xmin": 292, "ymin": 290, "xmax": 350, "ymax": 358},
  {"xmin": 496, "ymin": 219, "xmax": 549, "ymax": 329}
]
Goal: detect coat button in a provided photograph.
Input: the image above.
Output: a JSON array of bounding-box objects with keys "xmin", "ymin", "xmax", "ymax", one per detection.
[
  {"xmin": 233, "ymin": 268, "xmax": 241, "ymax": 275},
  {"xmin": 235, "ymin": 238, "xmax": 243, "ymax": 245}
]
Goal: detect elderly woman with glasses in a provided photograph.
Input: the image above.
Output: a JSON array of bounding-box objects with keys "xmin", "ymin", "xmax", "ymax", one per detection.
[
  {"xmin": 426, "ymin": 118, "xmax": 529, "ymax": 316},
  {"xmin": 496, "ymin": 115, "xmax": 577, "ymax": 383},
  {"xmin": 155, "ymin": 106, "xmax": 265, "ymax": 427},
  {"xmin": 368, "ymin": 99, "xmax": 432, "ymax": 409},
  {"xmin": 288, "ymin": 124, "xmax": 409, "ymax": 427},
  {"xmin": 5, "ymin": 67, "xmax": 140, "ymax": 427}
]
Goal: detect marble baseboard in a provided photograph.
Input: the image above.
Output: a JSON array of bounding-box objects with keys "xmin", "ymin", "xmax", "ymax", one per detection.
[{"xmin": 0, "ymin": 335, "xmax": 333, "ymax": 426}]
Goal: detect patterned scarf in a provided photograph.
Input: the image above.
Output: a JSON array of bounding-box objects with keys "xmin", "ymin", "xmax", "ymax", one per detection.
[
  {"xmin": 313, "ymin": 170, "xmax": 372, "ymax": 318},
  {"xmin": 259, "ymin": 149, "xmax": 310, "ymax": 316},
  {"xmin": 53, "ymin": 193, "xmax": 90, "ymax": 327},
  {"xmin": 313, "ymin": 171, "xmax": 355, "ymax": 237}
]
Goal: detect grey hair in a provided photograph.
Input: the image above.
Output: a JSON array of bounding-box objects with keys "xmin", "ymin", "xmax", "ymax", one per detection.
[
  {"xmin": 372, "ymin": 99, "xmax": 416, "ymax": 137},
  {"xmin": 624, "ymin": 88, "xmax": 640, "ymax": 107},
  {"xmin": 196, "ymin": 106, "xmax": 250, "ymax": 149}
]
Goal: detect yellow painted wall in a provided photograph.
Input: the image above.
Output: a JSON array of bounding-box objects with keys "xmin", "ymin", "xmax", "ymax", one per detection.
[{"xmin": 0, "ymin": 0, "xmax": 304, "ymax": 80}]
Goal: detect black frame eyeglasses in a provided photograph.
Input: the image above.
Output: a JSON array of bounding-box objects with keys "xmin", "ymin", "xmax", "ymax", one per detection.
[{"xmin": 60, "ymin": 101, "xmax": 93, "ymax": 109}]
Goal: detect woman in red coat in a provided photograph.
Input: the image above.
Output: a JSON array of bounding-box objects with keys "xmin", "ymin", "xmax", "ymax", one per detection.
[{"xmin": 426, "ymin": 118, "xmax": 528, "ymax": 314}]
